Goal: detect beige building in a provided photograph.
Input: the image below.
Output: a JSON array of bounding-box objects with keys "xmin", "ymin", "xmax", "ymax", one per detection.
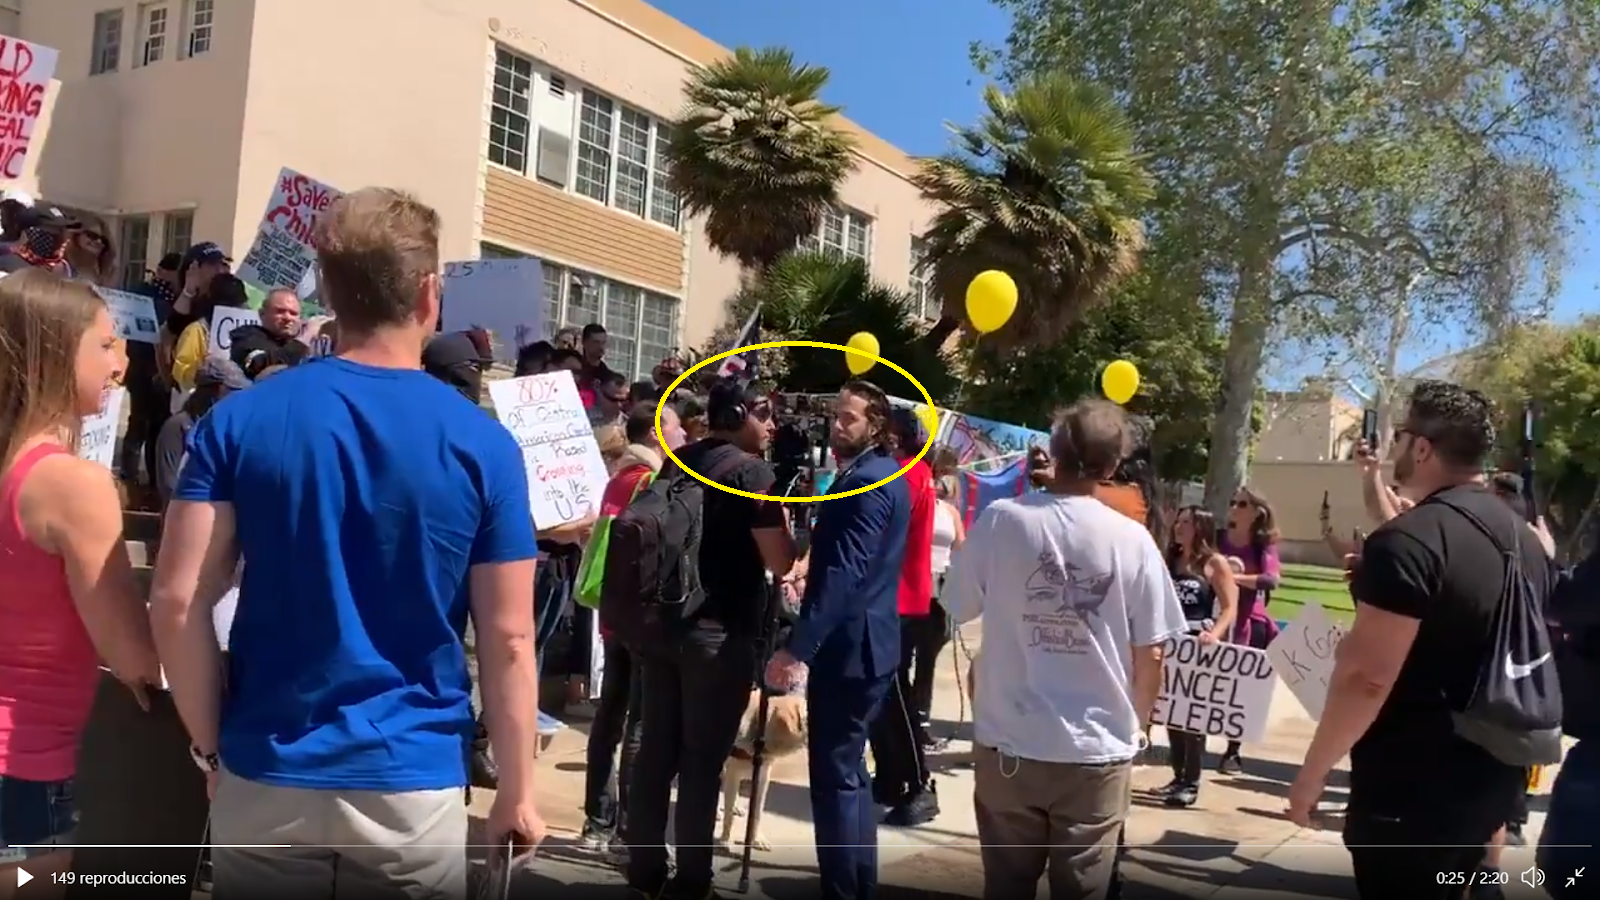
[
  {"xmin": 11, "ymin": 0, "xmax": 942, "ymax": 380},
  {"xmin": 1254, "ymin": 387, "xmax": 1363, "ymax": 463}
]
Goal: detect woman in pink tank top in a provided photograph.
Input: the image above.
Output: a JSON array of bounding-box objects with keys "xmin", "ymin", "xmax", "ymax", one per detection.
[{"xmin": 0, "ymin": 269, "xmax": 161, "ymax": 891}]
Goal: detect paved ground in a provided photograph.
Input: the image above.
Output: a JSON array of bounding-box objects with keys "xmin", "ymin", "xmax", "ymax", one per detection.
[{"xmin": 479, "ymin": 624, "xmax": 1565, "ymax": 898}]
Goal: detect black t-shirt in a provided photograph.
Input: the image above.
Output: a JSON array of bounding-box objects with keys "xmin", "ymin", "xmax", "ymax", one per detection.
[
  {"xmin": 1349, "ymin": 484, "xmax": 1559, "ymax": 823},
  {"xmin": 677, "ymin": 439, "xmax": 785, "ymax": 635}
]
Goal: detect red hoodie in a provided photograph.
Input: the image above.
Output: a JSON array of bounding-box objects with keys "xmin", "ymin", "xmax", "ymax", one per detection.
[{"xmin": 896, "ymin": 455, "xmax": 936, "ymax": 616}]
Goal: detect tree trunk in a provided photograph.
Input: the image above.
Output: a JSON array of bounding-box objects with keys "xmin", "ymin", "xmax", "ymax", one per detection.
[{"xmin": 1203, "ymin": 262, "xmax": 1274, "ymax": 519}]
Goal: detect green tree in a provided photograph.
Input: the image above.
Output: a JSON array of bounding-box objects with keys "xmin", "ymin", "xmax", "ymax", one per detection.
[
  {"xmin": 978, "ymin": 0, "xmax": 1594, "ymax": 515},
  {"xmin": 913, "ymin": 73, "xmax": 1155, "ymax": 349},
  {"xmin": 663, "ymin": 47, "xmax": 858, "ymax": 273},
  {"xmin": 702, "ymin": 253, "xmax": 959, "ymax": 402},
  {"xmin": 964, "ymin": 268, "xmax": 1224, "ymax": 481}
]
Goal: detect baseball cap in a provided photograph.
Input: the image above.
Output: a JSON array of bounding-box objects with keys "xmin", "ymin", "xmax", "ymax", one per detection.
[
  {"xmin": 194, "ymin": 357, "xmax": 251, "ymax": 391},
  {"xmin": 15, "ymin": 204, "xmax": 80, "ymax": 230},
  {"xmin": 182, "ymin": 241, "xmax": 232, "ymax": 268}
]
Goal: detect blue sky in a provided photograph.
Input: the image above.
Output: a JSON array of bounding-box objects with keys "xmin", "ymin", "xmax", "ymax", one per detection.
[{"xmin": 651, "ymin": 0, "xmax": 1599, "ymax": 381}]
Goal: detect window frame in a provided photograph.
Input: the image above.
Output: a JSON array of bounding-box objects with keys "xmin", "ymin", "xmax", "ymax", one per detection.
[
  {"xmin": 801, "ymin": 204, "xmax": 874, "ymax": 263},
  {"xmin": 161, "ymin": 210, "xmax": 194, "ymax": 260},
  {"xmin": 183, "ymin": 0, "xmax": 213, "ymax": 59},
  {"xmin": 136, "ymin": 2, "xmax": 168, "ymax": 67},
  {"xmin": 487, "ymin": 46, "xmax": 534, "ymax": 174},
  {"xmin": 118, "ymin": 215, "xmax": 151, "ymax": 290},
  {"xmin": 909, "ymin": 235, "xmax": 936, "ymax": 319},
  {"xmin": 90, "ymin": 9, "xmax": 123, "ymax": 76}
]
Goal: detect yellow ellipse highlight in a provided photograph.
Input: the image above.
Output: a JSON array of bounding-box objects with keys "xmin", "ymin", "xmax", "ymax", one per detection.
[{"xmin": 655, "ymin": 340, "xmax": 937, "ymax": 503}]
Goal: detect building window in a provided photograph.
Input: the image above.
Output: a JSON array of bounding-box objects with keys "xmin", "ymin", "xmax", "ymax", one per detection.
[
  {"xmin": 136, "ymin": 4, "xmax": 167, "ymax": 66},
  {"xmin": 612, "ymin": 108, "xmax": 651, "ymax": 218},
  {"xmin": 184, "ymin": 0, "xmax": 213, "ymax": 58},
  {"xmin": 483, "ymin": 243, "xmax": 681, "ymax": 380},
  {"xmin": 575, "ymin": 90, "xmax": 615, "ymax": 204},
  {"xmin": 909, "ymin": 236, "xmax": 937, "ymax": 319},
  {"xmin": 118, "ymin": 215, "xmax": 151, "ymax": 289},
  {"xmin": 90, "ymin": 10, "xmax": 123, "ymax": 76},
  {"xmin": 802, "ymin": 205, "xmax": 873, "ymax": 262},
  {"xmin": 648, "ymin": 130, "xmax": 681, "ymax": 229},
  {"xmin": 162, "ymin": 211, "xmax": 193, "ymax": 259},
  {"xmin": 488, "ymin": 47, "xmax": 533, "ymax": 174}
]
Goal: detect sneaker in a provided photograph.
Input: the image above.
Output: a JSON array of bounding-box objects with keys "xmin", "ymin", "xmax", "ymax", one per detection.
[
  {"xmin": 1163, "ymin": 783, "xmax": 1199, "ymax": 808},
  {"xmin": 606, "ymin": 838, "xmax": 630, "ymax": 867},
  {"xmin": 1217, "ymin": 753, "xmax": 1242, "ymax": 775},
  {"xmin": 579, "ymin": 818, "xmax": 611, "ymax": 852},
  {"xmin": 871, "ymin": 778, "xmax": 908, "ymax": 807},
  {"xmin": 536, "ymin": 710, "xmax": 567, "ymax": 736},
  {"xmin": 1154, "ymin": 777, "xmax": 1185, "ymax": 796},
  {"xmin": 884, "ymin": 782, "xmax": 940, "ymax": 827}
]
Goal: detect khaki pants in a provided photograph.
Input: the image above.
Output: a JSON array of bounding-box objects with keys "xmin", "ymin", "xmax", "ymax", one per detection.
[
  {"xmin": 973, "ymin": 744, "xmax": 1132, "ymax": 900},
  {"xmin": 209, "ymin": 769, "xmax": 469, "ymax": 900}
]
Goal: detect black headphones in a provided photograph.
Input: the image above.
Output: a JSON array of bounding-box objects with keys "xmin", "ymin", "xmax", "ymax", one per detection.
[{"xmin": 709, "ymin": 393, "xmax": 747, "ymax": 432}]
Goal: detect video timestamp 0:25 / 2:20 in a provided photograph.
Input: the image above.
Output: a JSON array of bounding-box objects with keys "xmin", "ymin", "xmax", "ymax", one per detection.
[{"xmin": 1438, "ymin": 869, "xmax": 1511, "ymax": 888}]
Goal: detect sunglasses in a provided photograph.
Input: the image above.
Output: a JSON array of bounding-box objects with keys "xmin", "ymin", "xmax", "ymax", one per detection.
[
  {"xmin": 604, "ymin": 392, "xmax": 629, "ymax": 404},
  {"xmin": 78, "ymin": 231, "xmax": 106, "ymax": 244},
  {"xmin": 752, "ymin": 404, "xmax": 773, "ymax": 422},
  {"xmin": 1231, "ymin": 499, "xmax": 1253, "ymax": 509}
]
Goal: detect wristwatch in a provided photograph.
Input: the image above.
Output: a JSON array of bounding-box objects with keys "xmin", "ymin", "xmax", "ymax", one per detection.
[{"xmin": 189, "ymin": 745, "xmax": 220, "ymax": 773}]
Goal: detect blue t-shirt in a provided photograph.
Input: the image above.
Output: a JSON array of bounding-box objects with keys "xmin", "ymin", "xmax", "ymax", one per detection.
[{"xmin": 175, "ymin": 358, "xmax": 537, "ymax": 791}]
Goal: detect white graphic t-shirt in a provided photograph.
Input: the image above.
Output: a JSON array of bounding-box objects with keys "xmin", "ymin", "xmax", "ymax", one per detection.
[{"xmin": 943, "ymin": 493, "xmax": 1186, "ymax": 764}]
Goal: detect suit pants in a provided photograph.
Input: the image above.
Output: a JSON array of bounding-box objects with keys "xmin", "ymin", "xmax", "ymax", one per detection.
[
  {"xmin": 809, "ymin": 672, "xmax": 891, "ymax": 900},
  {"xmin": 868, "ymin": 623, "xmax": 932, "ymax": 794}
]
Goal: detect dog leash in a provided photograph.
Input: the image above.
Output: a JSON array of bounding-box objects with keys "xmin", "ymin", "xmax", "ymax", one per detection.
[{"xmin": 951, "ymin": 626, "xmax": 976, "ymax": 731}]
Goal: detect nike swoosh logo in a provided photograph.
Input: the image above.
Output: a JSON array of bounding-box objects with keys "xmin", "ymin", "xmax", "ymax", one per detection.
[{"xmin": 1505, "ymin": 652, "xmax": 1553, "ymax": 680}]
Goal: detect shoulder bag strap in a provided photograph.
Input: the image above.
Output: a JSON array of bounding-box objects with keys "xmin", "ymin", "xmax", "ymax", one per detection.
[{"xmin": 1434, "ymin": 495, "xmax": 1522, "ymax": 560}]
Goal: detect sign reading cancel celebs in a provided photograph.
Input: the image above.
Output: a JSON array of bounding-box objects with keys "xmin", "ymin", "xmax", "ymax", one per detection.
[{"xmin": 488, "ymin": 370, "xmax": 608, "ymax": 528}]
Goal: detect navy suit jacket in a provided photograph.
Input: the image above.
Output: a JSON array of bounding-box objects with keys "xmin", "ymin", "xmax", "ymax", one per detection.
[{"xmin": 787, "ymin": 446, "xmax": 910, "ymax": 681}]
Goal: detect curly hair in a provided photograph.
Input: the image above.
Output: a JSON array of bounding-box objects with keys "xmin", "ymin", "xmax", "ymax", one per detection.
[{"xmin": 1405, "ymin": 379, "xmax": 1496, "ymax": 469}]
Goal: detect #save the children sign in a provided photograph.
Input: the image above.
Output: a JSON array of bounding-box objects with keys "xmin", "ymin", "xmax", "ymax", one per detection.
[
  {"xmin": 1150, "ymin": 634, "xmax": 1276, "ymax": 744},
  {"xmin": 488, "ymin": 370, "xmax": 608, "ymax": 528},
  {"xmin": 236, "ymin": 168, "xmax": 342, "ymax": 294}
]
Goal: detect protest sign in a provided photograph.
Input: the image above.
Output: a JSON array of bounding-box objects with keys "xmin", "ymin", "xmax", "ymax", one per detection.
[
  {"xmin": 0, "ymin": 37, "xmax": 58, "ymax": 181},
  {"xmin": 1265, "ymin": 604, "xmax": 1346, "ymax": 721},
  {"xmin": 442, "ymin": 259, "xmax": 544, "ymax": 364},
  {"xmin": 78, "ymin": 387, "xmax": 125, "ymax": 470},
  {"xmin": 488, "ymin": 371, "xmax": 608, "ymax": 528},
  {"xmin": 1150, "ymin": 634, "xmax": 1276, "ymax": 743},
  {"xmin": 236, "ymin": 168, "xmax": 341, "ymax": 293},
  {"xmin": 98, "ymin": 287, "xmax": 159, "ymax": 344},
  {"xmin": 209, "ymin": 306, "xmax": 259, "ymax": 355}
]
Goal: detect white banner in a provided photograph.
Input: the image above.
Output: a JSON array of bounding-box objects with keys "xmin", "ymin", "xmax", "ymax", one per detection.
[
  {"xmin": 441, "ymin": 258, "xmax": 544, "ymax": 365},
  {"xmin": 0, "ymin": 37, "xmax": 59, "ymax": 181},
  {"xmin": 209, "ymin": 306, "xmax": 259, "ymax": 355},
  {"xmin": 78, "ymin": 387, "xmax": 125, "ymax": 470},
  {"xmin": 1265, "ymin": 604, "xmax": 1346, "ymax": 721},
  {"xmin": 236, "ymin": 167, "xmax": 342, "ymax": 292},
  {"xmin": 1150, "ymin": 634, "xmax": 1276, "ymax": 744},
  {"xmin": 98, "ymin": 287, "xmax": 159, "ymax": 344},
  {"xmin": 488, "ymin": 371, "xmax": 607, "ymax": 528}
]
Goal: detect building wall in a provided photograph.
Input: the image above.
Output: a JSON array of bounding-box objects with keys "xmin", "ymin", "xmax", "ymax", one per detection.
[
  {"xmin": 20, "ymin": 0, "xmax": 941, "ymax": 367},
  {"xmin": 1247, "ymin": 459, "xmax": 1394, "ymax": 566},
  {"xmin": 1255, "ymin": 393, "xmax": 1362, "ymax": 462}
]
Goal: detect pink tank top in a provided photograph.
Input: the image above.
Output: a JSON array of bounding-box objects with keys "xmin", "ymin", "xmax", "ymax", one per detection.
[{"xmin": 0, "ymin": 443, "xmax": 101, "ymax": 781}]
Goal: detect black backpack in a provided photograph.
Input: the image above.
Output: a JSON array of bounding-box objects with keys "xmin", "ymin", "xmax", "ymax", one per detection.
[
  {"xmin": 1437, "ymin": 496, "xmax": 1564, "ymax": 766},
  {"xmin": 599, "ymin": 449, "xmax": 751, "ymax": 649},
  {"xmin": 1550, "ymin": 548, "xmax": 1600, "ymax": 741}
]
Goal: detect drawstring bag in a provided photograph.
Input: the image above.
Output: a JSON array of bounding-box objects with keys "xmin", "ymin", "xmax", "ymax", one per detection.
[{"xmin": 575, "ymin": 472, "xmax": 654, "ymax": 609}]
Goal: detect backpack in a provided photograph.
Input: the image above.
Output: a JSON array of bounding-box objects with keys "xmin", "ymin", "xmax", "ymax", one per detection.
[
  {"xmin": 1436, "ymin": 496, "xmax": 1565, "ymax": 766},
  {"xmin": 574, "ymin": 471, "xmax": 655, "ymax": 610},
  {"xmin": 1550, "ymin": 548, "xmax": 1600, "ymax": 741},
  {"xmin": 599, "ymin": 449, "xmax": 752, "ymax": 648}
]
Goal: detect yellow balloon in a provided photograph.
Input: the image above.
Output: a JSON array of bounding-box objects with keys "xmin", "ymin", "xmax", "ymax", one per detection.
[
  {"xmin": 916, "ymin": 404, "xmax": 939, "ymax": 437},
  {"xmin": 845, "ymin": 331, "xmax": 879, "ymax": 375},
  {"xmin": 965, "ymin": 270, "xmax": 1019, "ymax": 334},
  {"xmin": 1101, "ymin": 359, "xmax": 1140, "ymax": 405}
]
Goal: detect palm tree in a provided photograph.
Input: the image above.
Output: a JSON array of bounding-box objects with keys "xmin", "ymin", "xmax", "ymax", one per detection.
[
  {"xmin": 704, "ymin": 253, "xmax": 958, "ymax": 401},
  {"xmin": 914, "ymin": 74, "xmax": 1155, "ymax": 348},
  {"xmin": 664, "ymin": 47, "xmax": 858, "ymax": 273}
]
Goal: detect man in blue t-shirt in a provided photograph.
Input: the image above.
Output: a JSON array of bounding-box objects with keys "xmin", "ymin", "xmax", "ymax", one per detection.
[{"xmin": 149, "ymin": 187, "xmax": 545, "ymax": 899}]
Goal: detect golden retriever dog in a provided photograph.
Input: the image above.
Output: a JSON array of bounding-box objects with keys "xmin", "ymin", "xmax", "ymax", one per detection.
[{"xmin": 719, "ymin": 690, "xmax": 807, "ymax": 851}]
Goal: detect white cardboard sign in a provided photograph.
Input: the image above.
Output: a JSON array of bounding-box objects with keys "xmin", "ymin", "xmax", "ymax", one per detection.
[
  {"xmin": 1265, "ymin": 604, "xmax": 1346, "ymax": 721},
  {"xmin": 441, "ymin": 258, "xmax": 544, "ymax": 364},
  {"xmin": 208, "ymin": 306, "xmax": 259, "ymax": 355},
  {"xmin": 488, "ymin": 371, "xmax": 608, "ymax": 528},
  {"xmin": 236, "ymin": 167, "xmax": 342, "ymax": 292},
  {"xmin": 78, "ymin": 387, "xmax": 125, "ymax": 469},
  {"xmin": 99, "ymin": 287, "xmax": 159, "ymax": 344},
  {"xmin": 1150, "ymin": 634, "xmax": 1277, "ymax": 744}
]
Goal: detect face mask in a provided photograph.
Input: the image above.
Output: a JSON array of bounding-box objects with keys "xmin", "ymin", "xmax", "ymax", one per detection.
[{"xmin": 22, "ymin": 228, "xmax": 65, "ymax": 260}]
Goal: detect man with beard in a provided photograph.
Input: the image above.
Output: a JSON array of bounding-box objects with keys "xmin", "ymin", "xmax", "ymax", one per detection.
[
  {"xmin": 1288, "ymin": 380, "xmax": 1562, "ymax": 899},
  {"xmin": 0, "ymin": 203, "xmax": 81, "ymax": 276},
  {"xmin": 120, "ymin": 253, "xmax": 183, "ymax": 490},
  {"xmin": 767, "ymin": 380, "xmax": 911, "ymax": 900},
  {"xmin": 230, "ymin": 289, "xmax": 311, "ymax": 380}
]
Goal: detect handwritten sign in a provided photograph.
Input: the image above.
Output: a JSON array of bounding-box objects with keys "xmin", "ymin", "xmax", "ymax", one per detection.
[
  {"xmin": 1265, "ymin": 604, "xmax": 1345, "ymax": 721},
  {"xmin": 0, "ymin": 37, "xmax": 58, "ymax": 181},
  {"xmin": 297, "ymin": 315, "xmax": 336, "ymax": 357},
  {"xmin": 441, "ymin": 258, "xmax": 544, "ymax": 364},
  {"xmin": 488, "ymin": 371, "xmax": 608, "ymax": 528},
  {"xmin": 236, "ymin": 168, "xmax": 342, "ymax": 293},
  {"xmin": 78, "ymin": 387, "xmax": 125, "ymax": 469},
  {"xmin": 209, "ymin": 306, "xmax": 259, "ymax": 355},
  {"xmin": 98, "ymin": 287, "xmax": 159, "ymax": 344},
  {"xmin": 1150, "ymin": 634, "xmax": 1276, "ymax": 743}
]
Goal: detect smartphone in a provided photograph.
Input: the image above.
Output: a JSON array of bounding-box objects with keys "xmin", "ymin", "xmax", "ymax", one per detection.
[
  {"xmin": 486, "ymin": 837, "xmax": 533, "ymax": 900},
  {"xmin": 1361, "ymin": 409, "xmax": 1379, "ymax": 451}
]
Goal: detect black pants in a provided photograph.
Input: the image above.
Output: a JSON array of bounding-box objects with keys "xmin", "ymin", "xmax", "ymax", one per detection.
[
  {"xmin": 1344, "ymin": 809, "xmax": 1493, "ymax": 899},
  {"xmin": 902, "ymin": 605, "xmax": 949, "ymax": 730},
  {"xmin": 1168, "ymin": 729, "xmax": 1205, "ymax": 785},
  {"xmin": 584, "ymin": 639, "xmax": 644, "ymax": 831},
  {"xmin": 567, "ymin": 604, "xmax": 595, "ymax": 680},
  {"xmin": 868, "ymin": 660, "xmax": 930, "ymax": 795},
  {"xmin": 119, "ymin": 377, "xmax": 167, "ymax": 485},
  {"xmin": 1224, "ymin": 618, "xmax": 1272, "ymax": 760},
  {"xmin": 626, "ymin": 626, "xmax": 757, "ymax": 893}
]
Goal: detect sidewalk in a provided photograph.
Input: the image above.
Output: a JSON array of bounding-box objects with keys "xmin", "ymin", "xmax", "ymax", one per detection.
[{"xmin": 498, "ymin": 623, "xmax": 1560, "ymax": 898}]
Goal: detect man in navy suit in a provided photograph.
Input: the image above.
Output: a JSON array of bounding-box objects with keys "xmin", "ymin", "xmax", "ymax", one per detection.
[{"xmin": 767, "ymin": 380, "xmax": 911, "ymax": 900}]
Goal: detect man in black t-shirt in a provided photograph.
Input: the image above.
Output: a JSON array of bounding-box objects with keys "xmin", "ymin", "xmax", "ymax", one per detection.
[
  {"xmin": 625, "ymin": 379, "xmax": 795, "ymax": 900},
  {"xmin": 1287, "ymin": 380, "xmax": 1560, "ymax": 899}
]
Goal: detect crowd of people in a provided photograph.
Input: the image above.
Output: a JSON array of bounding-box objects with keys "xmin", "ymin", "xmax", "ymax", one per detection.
[{"xmin": 0, "ymin": 178, "xmax": 1593, "ymax": 900}]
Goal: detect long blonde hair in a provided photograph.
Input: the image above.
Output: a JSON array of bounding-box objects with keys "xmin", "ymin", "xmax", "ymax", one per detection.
[{"xmin": 0, "ymin": 268, "xmax": 106, "ymax": 466}]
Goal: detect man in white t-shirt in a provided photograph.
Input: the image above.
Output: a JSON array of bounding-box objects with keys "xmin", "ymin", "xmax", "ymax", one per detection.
[{"xmin": 944, "ymin": 397, "xmax": 1186, "ymax": 900}]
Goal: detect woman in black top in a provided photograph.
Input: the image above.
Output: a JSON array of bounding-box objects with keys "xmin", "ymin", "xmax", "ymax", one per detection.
[{"xmin": 1163, "ymin": 505, "xmax": 1239, "ymax": 807}]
